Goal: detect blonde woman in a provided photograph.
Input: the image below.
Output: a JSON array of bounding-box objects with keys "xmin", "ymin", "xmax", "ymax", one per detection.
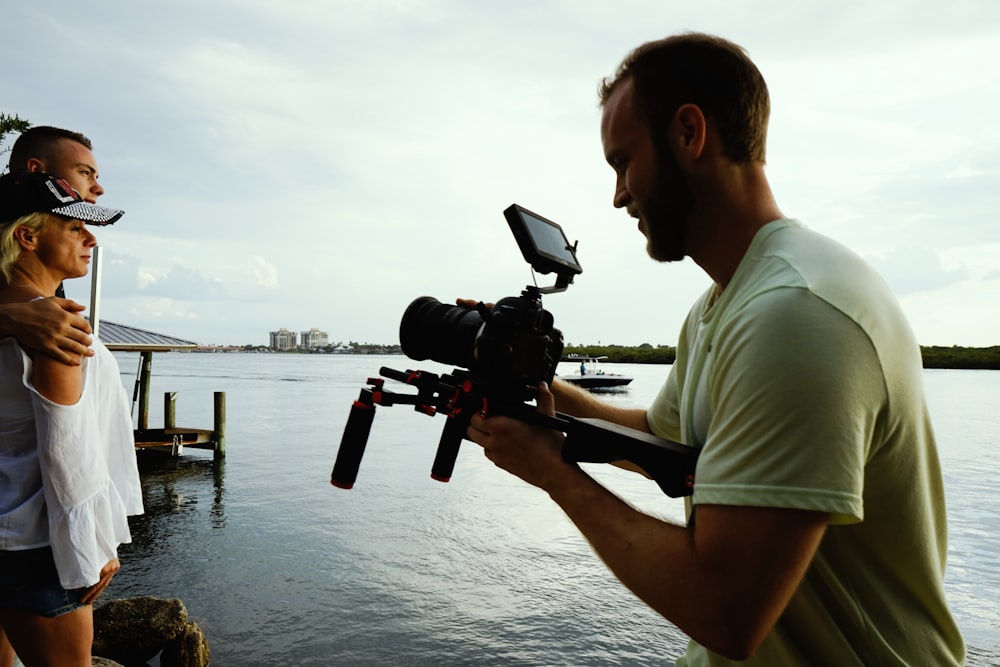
[{"xmin": 0, "ymin": 171, "xmax": 142, "ymax": 667}]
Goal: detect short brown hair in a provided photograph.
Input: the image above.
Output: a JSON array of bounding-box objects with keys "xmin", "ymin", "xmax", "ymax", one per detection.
[
  {"xmin": 599, "ymin": 33, "xmax": 770, "ymax": 163},
  {"xmin": 8, "ymin": 126, "xmax": 93, "ymax": 171}
]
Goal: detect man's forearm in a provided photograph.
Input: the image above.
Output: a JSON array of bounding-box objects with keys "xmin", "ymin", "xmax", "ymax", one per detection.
[
  {"xmin": 548, "ymin": 474, "xmax": 828, "ymax": 660},
  {"xmin": 0, "ymin": 299, "xmax": 93, "ymax": 363},
  {"xmin": 550, "ymin": 378, "xmax": 651, "ymax": 432},
  {"xmin": 0, "ymin": 303, "xmax": 20, "ymax": 338}
]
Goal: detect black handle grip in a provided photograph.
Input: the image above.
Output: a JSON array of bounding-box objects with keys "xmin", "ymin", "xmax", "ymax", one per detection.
[
  {"xmin": 331, "ymin": 390, "xmax": 377, "ymax": 489},
  {"xmin": 331, "ymin": 367, "xmax": 699, "ymax": 498},
  {"xmin": 562, "ymin": 417, "xmax": 697, "ymax": 498},
  {"xmin": 430, "ymin": 413, "xmax": 469, "ymax": 482}
]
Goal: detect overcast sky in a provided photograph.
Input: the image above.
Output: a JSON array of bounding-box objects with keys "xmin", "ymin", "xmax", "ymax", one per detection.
[{"xmin": 4, "ymin": 1, "xmax": 998, "ymax": 347}]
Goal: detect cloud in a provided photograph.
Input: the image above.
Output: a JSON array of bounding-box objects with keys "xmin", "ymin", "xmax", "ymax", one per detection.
[
  {"xmin": 142, "ymin": 265, "xmax": 227, "ymax": 299},
  {"xmin": 865, "ymin": 247, "xmax": 968, "ymax": 295},
  {"xmin": 8, "ymin": 1, "xmax": 1000, "ymax": 347},
  {"xmin": 247, "ymin": 256, "xmax": 279, "ymax": 289}
]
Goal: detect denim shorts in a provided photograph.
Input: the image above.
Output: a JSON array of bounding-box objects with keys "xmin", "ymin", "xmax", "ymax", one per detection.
[{"xmin": 0, "ymin": 547, "xmax": 86, "ymax": 617}]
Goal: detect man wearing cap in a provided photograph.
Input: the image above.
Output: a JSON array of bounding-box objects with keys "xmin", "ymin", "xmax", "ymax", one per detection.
[
  {"xmin": 0, "ymin": 170, "xmax": 141, "ymax": 666},
  {"xmin": 8, "ymin": 127, "xmax": 104, "ymax": 204},
  {"xmin": 0, "ymin": 126, "xmax": 106, "ymax": 365}
]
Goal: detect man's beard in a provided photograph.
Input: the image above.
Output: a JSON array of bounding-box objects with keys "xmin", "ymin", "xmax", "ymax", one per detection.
[{"xmin": 633, "ymin": 151, "xmax": 696, "ymax": 262}]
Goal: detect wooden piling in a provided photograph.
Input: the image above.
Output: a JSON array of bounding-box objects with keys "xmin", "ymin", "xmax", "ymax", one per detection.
[
  {"xmin": 214, "ymin": 391, "xmax": 226, "ymax": 460},
  {"xmin": 137, "ymin": 350, "xmax": 153, "ymax": 430},
  {"xmin": 164, "ymin": 391, "xmax": 177, "ymax": 429}
]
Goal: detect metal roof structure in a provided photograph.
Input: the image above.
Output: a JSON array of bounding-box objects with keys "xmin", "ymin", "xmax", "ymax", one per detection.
[
  {"xmin": 98, "ymin": 320, "xmax": 199, "ymax": 352},
  {"xmin": 80, "ymin": 250, "xmax": 199, "ymax": 353}
]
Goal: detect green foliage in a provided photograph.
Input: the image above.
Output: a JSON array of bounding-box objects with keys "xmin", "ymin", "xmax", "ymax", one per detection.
[
  {"xmin": 1, "ymin": 113, "xmax": 30, "ymax": 140},
  {"xmin": 921, "ymin": 346, "xmax": 1000, "ymax": 370},
  {"xmin": 564, "ymin": 344, "xmax": 676, "ymax": 365},
  {"xmin": 563, "ymin": 344, "xmax": 999, "ymax": 369},
  {"xmin": 0, "ymin": 112, "xmax": 31, "ymax": 170}
]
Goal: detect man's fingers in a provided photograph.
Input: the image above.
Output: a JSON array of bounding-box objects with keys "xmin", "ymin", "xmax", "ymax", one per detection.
[
  {"xmin": 63, "ymin": 327, "xmax": 94, "ymax": 347},
  {"xmin": 56, "ymin": 337, "xmax": 93, "ymax": 361},
  {"xmin": 52, "ymin": 297, "xmax": 88, "ymax": 316},
  {"xmin": 49, "ymin": 349, "xmax": 85, "ymax": 366},
  {"xmin": 58, "ymin": 324, "xmax": 94, "ymax": 359},
  {"xmin": 536, "ymin": 382, "xmax": 556, "ymax": 416},
  {"xmin": 455, "ymin": 298, "xmax": 495, "ymax": 310}
]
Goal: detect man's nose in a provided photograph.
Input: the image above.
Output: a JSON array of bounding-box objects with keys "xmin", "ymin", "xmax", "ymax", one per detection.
[{"xmin": 613, "ymin": 178, "xmax": 630, "ymax": 208}]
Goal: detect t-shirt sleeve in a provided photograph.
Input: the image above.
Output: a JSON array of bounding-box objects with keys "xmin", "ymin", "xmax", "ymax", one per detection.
[
  {"xmin": 692, "ymin": 287, "xmax": 886, "ymax": 524},
  {"xmin": 647, "ymin": 363, "xmax": 682, "ymax": 441}
]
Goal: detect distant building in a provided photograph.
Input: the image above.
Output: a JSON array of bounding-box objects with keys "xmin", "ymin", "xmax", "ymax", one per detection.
[
  {"xmin": 301, "ymin": 327, "xmax": 329, "ymax": 349},
  {"xmin": 269, "ymin": 328, "xmax": 298, "ymax": 350}
]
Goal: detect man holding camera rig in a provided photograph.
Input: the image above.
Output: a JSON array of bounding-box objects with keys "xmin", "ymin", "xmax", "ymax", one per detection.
[{"xmin": 466, "ymin": 33, "xmax": 965, "ymax": 665}]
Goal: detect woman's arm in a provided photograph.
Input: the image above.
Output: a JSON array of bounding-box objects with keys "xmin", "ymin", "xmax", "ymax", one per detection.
[{"xmin": 32, "ymin": 352, "xmax": 84, "ymax": 405}]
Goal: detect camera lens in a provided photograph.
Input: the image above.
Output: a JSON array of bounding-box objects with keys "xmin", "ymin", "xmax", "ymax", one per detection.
[{"xmin": 399, "ymin": 297, "xmax": 484, "ymax": 368}]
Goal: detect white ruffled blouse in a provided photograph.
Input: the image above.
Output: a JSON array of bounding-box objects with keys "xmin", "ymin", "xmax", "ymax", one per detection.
[{"xmin": 0, "ymin": 337, "xmax": 143, "ymax": 589}]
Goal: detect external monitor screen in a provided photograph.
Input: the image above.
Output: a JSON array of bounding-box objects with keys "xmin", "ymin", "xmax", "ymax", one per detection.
[{"xmin": 504, "ymin": 204, "xmax": 582, "ymax": 276}]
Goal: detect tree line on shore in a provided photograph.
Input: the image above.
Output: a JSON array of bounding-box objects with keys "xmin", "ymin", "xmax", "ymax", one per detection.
[
  {"xmin": 918, "ymin": 346, "xmax": 1000, "ymax": 370},
  {"xmin": 563, "ymin": 344, "xmax": 1000, "ymax": 370},
  {"xmin": 239, "ymin": 342, "xmax": 1000, "ymax": 370}
]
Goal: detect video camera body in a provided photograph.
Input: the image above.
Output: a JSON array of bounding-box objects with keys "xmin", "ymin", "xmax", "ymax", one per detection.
[{"xmin": 330, "ymin": 204, "xmax": 698, "ymax": 498}]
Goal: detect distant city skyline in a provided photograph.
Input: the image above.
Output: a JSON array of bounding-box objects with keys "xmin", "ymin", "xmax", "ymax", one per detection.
[{"xmin": 268, "ymin": 327, "xmax": 332, "ymax": 350}]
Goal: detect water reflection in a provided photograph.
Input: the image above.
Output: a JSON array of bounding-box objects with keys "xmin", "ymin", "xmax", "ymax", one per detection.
[
  {"xmin": 100, "ymin": 355, "xmax": 1000, "ymax": 664},
  {"xmin": 118, "ymin": 452, "xmax": 227, "ymax": 559}
]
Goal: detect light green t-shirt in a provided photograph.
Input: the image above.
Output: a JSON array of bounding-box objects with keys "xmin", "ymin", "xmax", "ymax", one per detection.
[{"xmin": 648, "ymin": 219, "xmax": 965, "ymax": 666}]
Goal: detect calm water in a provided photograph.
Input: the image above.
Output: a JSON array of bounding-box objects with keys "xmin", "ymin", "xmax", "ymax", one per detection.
[{"xmin": 104, "ymin": 353, "xmax": 1000, "ymax": 666}]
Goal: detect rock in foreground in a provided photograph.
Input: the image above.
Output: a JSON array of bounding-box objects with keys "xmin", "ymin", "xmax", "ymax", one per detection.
[{"xmin": 93, "ymin": 596, "xmax": 210, "ymax": 666}]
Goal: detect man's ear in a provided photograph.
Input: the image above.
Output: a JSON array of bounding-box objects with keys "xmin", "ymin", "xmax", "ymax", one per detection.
[
  {"xmin": 674, "ymin": 104, "xmax": 707, "ymax": 159},
  {"xmin": 25, "ymin": 157, "xmax": 47, "ymax": 173}
]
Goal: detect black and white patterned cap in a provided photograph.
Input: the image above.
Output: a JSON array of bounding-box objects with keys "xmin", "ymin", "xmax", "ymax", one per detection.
[{"xmin": 0, "ymin": 170, "xmax": 124, "ymax": 226}]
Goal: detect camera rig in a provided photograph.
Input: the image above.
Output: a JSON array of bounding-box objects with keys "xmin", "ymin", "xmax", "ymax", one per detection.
[{"xmin": 329, "ymin": 204, "xmax": 698, "ymax": 498}]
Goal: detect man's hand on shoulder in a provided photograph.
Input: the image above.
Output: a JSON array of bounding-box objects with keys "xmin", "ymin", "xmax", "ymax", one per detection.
[{"xmin": 0, "ymin": 298, "xmax": 94, "ymax": 364}]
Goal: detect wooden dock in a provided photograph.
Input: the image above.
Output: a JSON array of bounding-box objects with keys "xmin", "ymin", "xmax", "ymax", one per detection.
[
  {"xmin": 84, "ymin": 250, "xmax": 224, "ymax": 459},
  {"xmin": 99, "ymin": 321, "xmax": 226, "ymax": 460},
  {"xmin": 131, "ymin": 389, "xmax": 226, "ymax": 459},
  {"xmin": 134, "ymin": 427, "xmax": 215, "ymax": 453}
]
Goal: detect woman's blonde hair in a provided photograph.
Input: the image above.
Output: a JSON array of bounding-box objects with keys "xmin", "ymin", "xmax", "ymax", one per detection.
[{"xmin": 0, "ymin": 212, "xmax": 50, "ymax": 284}]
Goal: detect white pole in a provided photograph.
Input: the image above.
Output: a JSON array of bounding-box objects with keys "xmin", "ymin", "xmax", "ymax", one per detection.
[{"xmin": 89, "ymin": 245, "xmax": 103, "ymax": 339}]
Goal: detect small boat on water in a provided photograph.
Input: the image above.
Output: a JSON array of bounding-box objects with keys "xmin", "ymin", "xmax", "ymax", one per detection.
[{"xmin": 559, "ymin": 355, "xmax": 633, "ymax": 390}]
